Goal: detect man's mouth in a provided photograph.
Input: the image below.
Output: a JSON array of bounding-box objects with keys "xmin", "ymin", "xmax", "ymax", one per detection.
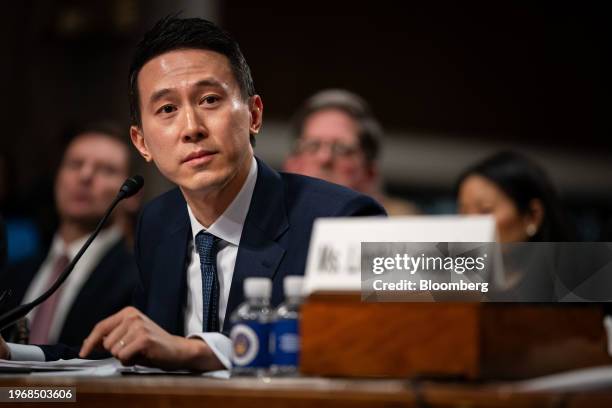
[
  {"xmin": 182, "ymin": 150, "xmax": 217, "ymax": 164},
  {"xmin": 71, "ymin": 191, "xmax": 92, "ymax": 202}
]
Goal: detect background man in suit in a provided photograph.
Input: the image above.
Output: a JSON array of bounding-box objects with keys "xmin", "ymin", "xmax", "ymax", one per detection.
[
  {"xmin": 0, "ymin": 125, "xmax": 139, "ymax": 349},
  {"xmin": 284, "ymin": 89, "xmax": 420, "ymax": 216},
  {"xmin": 1, "ymin": 17, "xmax": 384, "ymax": 370}
]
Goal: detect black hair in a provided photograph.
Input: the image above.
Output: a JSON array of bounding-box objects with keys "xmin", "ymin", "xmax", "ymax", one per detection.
[
  {"xmin": 128, "ymin": 15, "xmax": 256, "ymax": 145},
  {"xmin": 456, "ymin": 151, "xmax": 574, "ymax": 242},
  {"xmin": 59, "ymin": 120, "xmax": 133, "ymax": 175},
  {"xmin": 291, "ymin": 89, "xmax": 381, "ymax": 164}
]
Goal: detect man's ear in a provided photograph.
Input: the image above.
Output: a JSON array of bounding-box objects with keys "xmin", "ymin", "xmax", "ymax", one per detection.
[
  {"xmin": 248, "ymin": 95, "xmax": 264, "ymax": 136},
  {"xmin": 130, "ymin": 126, "xmax": 152, "ymax": 162}
]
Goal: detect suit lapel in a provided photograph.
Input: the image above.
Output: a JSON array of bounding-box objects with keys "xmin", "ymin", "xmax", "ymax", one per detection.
[
  {"xmin": 147, "ymin": 201, "xmax": 191, "ymax": 336},
  {"xmin": 10, "ymin": 255, "xmax": 44, "ymax": 306},
  {"xmin": 224, "ymin": 158, "xmax": 288, "ymax": 328}
]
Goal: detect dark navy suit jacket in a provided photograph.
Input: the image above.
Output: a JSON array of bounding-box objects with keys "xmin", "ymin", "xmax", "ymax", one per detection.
[
  {"xmin": 1, "ymin": 239, "xmax": 138, "ymax": 348},
  {"xmin": 39, "ymin": 158, "xmax": 385, "ymax": 360},
  {"xmin": 133, "ymin": 158, "xmax": 386, "ymax": 336}
]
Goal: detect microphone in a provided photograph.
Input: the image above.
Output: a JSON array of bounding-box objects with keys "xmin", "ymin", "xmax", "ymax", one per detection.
[
  {"xmin": 0, "ymin": 175, "xmax": 144, "ymax": 332},
  {"xmin": 118, "ymin": 175, "xmax": 144, "ymax": 199}
]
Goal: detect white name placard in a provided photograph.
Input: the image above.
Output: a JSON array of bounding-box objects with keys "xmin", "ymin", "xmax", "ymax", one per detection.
[{"xmin": 303, "ymin": 215, "xmax": 496, "ymax": 295}]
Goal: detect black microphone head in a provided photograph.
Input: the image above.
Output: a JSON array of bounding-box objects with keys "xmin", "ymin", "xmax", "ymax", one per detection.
[{"xmin": 119, "ymin": 175, "xmax": 144, "ymax": 199}]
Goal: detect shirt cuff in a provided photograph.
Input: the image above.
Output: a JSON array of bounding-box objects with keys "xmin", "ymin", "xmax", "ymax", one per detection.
[
  {"xmin": 7, "ymin": 343, "xmax": 46, "ymax": 361},
  {"xmin": 188, "ymin": 332, "xmax": 232, "ymax": 370}
]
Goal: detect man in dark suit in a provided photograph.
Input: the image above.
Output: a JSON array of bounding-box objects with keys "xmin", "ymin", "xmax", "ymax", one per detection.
[
  {"xmin": 284, "ymin": 89, "xmax": 420, "ymax": 216},
  {"xmin": 1, "ymin": 17, "xmax": 384, "ymax": 369},
  {"xmin": 0, "ymin": 125, "xmax": 139, "ymax": 351}
]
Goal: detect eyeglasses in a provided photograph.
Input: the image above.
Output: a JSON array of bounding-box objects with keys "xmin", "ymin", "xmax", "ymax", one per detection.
[{"xmin": 296, "ymin": 139, "xmax": 361, "ymax": 158}]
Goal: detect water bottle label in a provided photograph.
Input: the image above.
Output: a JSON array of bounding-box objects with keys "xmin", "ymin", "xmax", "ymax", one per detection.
[
  {"xmin": 273, "ymin": 319, "xmax": 300, "ymax": 366},
  {"xmin": 230, "ymin": 322, "xmax": 270, "ymax": 368}
]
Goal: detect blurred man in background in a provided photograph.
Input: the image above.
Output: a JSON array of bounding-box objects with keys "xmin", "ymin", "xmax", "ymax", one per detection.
[
  {"xmin": 284, "ymin": 89, "xmax": 419, "ymax": 215},
  {"xmin": 0, "ymin": 124, "xmax": 139, "ymax": 348}
]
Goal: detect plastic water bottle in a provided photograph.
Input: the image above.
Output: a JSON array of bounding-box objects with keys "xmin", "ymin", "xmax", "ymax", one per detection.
[
  {"xmin": 271, "ymin": 275, "xmax": 304, "ymax": 376},
  {"xmin": 230, "ymin": 277, "xmax": 273, "ymax": 376}
]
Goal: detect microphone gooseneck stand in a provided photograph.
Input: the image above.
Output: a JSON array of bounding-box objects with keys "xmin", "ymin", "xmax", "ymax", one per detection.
[{"xmin": 0, "ymin": 175, "xmax": 144, "ymax": 332}]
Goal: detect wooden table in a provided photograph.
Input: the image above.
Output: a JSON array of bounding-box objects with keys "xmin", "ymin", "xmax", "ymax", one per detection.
[{"xmin": 2, "ymin": 374, "xmax": 612, "ymax": 407}]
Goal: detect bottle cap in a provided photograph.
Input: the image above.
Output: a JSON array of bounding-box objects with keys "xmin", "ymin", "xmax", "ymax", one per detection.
[
  {"xmin": 244, "ymin": 277, "xmax": 272, "ymax": 299},
  {"xmin": 283, "ymin": 275, "xmax": 304, "ymax": 298}
]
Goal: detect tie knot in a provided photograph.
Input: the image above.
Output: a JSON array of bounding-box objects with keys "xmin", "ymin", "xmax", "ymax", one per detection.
[{"xmin": 195, "ymin": 231, "xmax": 220, "ymax": 265}]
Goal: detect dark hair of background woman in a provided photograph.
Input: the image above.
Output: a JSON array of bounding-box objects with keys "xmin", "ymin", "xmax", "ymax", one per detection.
[{"xmin": 456, "ymin": 151, "xmax": 574, "ymax": 242}]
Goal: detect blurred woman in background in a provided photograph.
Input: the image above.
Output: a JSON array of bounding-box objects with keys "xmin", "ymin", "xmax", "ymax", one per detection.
[{"xmin": 457, "ymin": 151, "xmax": 573, "ymax": 242}]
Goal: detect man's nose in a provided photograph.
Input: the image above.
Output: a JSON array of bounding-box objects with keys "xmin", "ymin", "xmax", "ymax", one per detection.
[
  {"xmin": 77, "ymin": 163, "xmax": 95, "ymax": 183},
  {"xmin": 181, "ymin": 106, "xmax": 207, "ymax": 142},
  {"xmin": 314, "ymin": 143, "xmax": 334, "ymax": 167}
]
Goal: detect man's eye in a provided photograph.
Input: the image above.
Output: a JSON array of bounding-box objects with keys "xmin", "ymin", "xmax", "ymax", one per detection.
[
  {"xmin": 98, "ymin": 165, "xmax": 118, "ymax": 176},
  {"xmin": 64, "ymin": 160, "xmax": 82, "ymax": 170},
  {"xmin": 157, "ymin": 105, "xmax": 176, "ymax": 114},
  {"xmin": 201, "ymin": 95, "xmax": 220, "ymax": 105}
]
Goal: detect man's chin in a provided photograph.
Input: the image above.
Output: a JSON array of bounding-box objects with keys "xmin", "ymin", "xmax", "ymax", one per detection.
[
  {"xmin": 179, "ymin": 173, "xmax": 226, "ymax": 195},
  {"xmin": 63, "ymin": 214, "xmax": 105, "ymax": 231}
]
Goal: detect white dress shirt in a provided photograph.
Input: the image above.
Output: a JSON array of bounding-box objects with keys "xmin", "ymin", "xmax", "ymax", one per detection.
[{"xmin": 185, "ymin": 157, "xmax": 258, "ymax": 369}]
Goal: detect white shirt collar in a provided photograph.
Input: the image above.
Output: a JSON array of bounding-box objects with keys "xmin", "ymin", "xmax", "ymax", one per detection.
[{"xmin": 187, "ymin": 157, "xmax": 258, "ymax": 246}]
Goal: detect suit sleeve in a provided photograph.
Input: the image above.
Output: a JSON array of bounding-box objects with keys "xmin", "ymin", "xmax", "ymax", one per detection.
[
  {"xmin": 131, "ymin": 209, "xmax": 147, "ymax": 311},
  {"xmin": 38, "ymin": 344, "xmax": 80, "ymax": 361},
  {"xmin": 36, "ymin": 343, "xmax": 110, "ymax": 361}
]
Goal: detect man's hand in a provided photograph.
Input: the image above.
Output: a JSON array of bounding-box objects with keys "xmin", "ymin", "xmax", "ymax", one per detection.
[
  {"xmin": 79, "ymin": 307, "xmax": 223, "ymax": 371},
  {"xmin": 0, "ymin": 335, "xmax": 9, "ymax": 360}
]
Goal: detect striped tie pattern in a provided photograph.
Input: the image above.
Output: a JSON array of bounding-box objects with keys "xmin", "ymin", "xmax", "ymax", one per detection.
[{"xmin": 29, "ymin": 253, "xmax": 70, "ymax": 344}]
